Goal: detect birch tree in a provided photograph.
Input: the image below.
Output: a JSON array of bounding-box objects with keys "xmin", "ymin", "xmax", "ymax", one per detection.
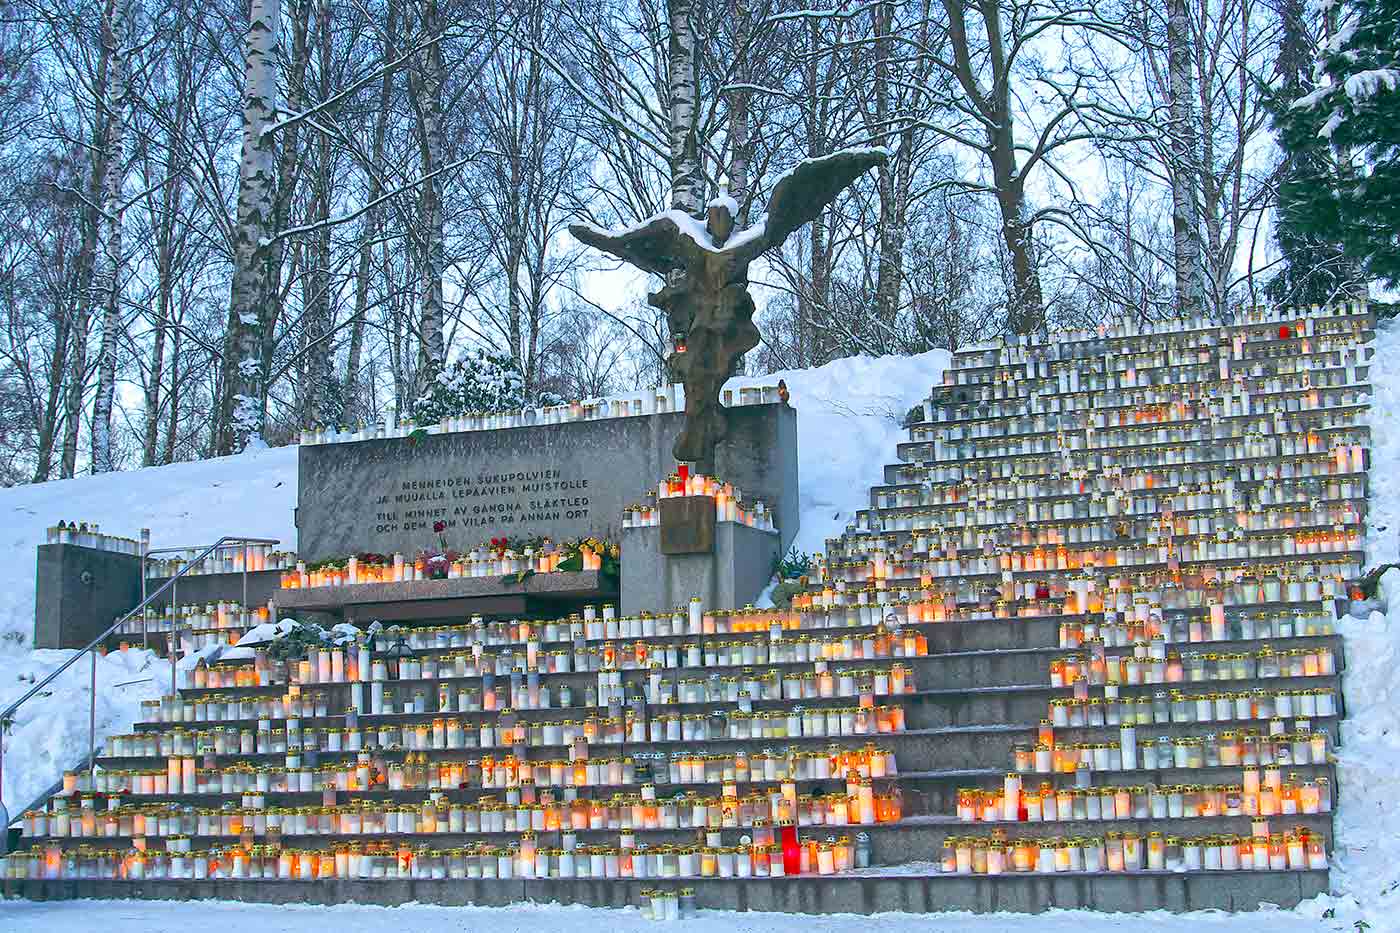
[
  {"xmin": 216, "ymin": 0, "xmax": 281, "ymax": 454},
  {"xmin": 89, "ymin": 0, "xmax": 131, "ymax": 473}
]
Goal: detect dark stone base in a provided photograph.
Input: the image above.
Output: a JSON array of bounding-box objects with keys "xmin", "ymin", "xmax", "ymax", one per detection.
[{"xmin": 4, "ymin": 869, "xmax": 1328, "ymax": 914}]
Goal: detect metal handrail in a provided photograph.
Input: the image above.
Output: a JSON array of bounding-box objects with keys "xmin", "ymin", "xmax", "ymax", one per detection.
[{"xmin": 0, "ymin": 534, "xmax": 279, "ymax": 841}]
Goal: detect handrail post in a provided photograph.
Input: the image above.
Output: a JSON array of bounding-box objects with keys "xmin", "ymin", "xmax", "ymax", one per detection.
[
  {"xmin": 0, "ymin": 712, "xmax": 9, "ymax": 850},
  {"xmin": 88, "ymin": 650, "xmax": 98, "ymax": 782},
  {"xmin": 140, "ymin": 528, "xmax": 150, "ymax": 651}
]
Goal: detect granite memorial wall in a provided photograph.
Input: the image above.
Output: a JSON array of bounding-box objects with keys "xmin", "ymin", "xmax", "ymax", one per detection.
[{"xmin": 296, "ymin": 403, "xmax": 798, "ymax": 563}]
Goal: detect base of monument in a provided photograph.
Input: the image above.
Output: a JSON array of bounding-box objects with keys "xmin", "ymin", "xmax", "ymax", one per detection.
[
  {"xmin": 4, "ymin": 869, "xmax": 1328, "ymax": 913},
  {"xmin": 620, "ymin": 521, "xmax": 780, "ymax": 615},
  {"xmin": 271, "ymin": 570, "xmax": 617, "ymax": 622}
]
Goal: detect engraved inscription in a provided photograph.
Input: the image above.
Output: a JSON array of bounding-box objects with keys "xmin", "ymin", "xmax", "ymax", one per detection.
[{"xmin": 370, "ymin": 469, "xmax": 592, "ymax": 536}]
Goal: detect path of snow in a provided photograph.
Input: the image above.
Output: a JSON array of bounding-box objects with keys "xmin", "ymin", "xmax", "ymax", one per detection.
[{"xmin": 0, "ymin": 897, "xmax": 1340, "ymax": 933}]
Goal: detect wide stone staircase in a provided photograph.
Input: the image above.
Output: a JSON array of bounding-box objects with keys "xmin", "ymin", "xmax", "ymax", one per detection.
[{"xmin": 2, "ymin": 303, "xmax": 1373, "ymax": 914}]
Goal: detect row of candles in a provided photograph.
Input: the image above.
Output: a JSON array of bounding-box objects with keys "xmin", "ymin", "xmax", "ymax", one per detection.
[
  {"xmin": 182, "ymin": 659, "xmax": 919, "ymax": 716},
  {"xmin": 927, "ymin": 422, "xmax": 1368, "ymax": 463},
  {"xmin": 936, "ymin": 829, "xmax": 1328, "ymax": 874},
  {"xmin": 1014, "ymin": 724, "xmax": 1331, "ymax": 775},
  {"xmin": 918, "ymin": 374, "xmax": 1368, "ymax": 437},
  {"xmin": 112, "ymin": 701, "xmax": 910, "ymax": 756},
  {"xmin": 815, "ymin": 562, "xmax": 1354, "ymax": 611},
  {"xmin": 144, "ymin": 544, "xmax": 296, "ymax": 579},
  {"xmin": 1048, "ymin": 643, "xmax": 1337, "ymax": 686},
  {"xmin": 944, "ymin": 346, "xmax": 1362, "ymax": 395},
  {"xmin": 948, "ymin": 310, "xmax": 1364, "ymax": 371},
  {"xmin": 29, "ymin": 786, "xmax": 903, "ymax": 840},
  {"xmin": 868, "ymin": 474, "xmax": 1365, "ymax": 519},
  {"xmin": 957, "ymin": 777, "xmax": 1331, "ymax": 823},
  {"xmin": 280, "ymin": 545, "xmax": 608, "ymax": 589},
  {"xmin": 115, "ymin": 602, "xmax": 268, "ymax": 637},
  {"xmin": 878, "ymin": 459, "xmax": 1364, "ymax": 508},
  {"xmin": 824, "ymin": 551, "xmax": 1361, "ymax": 592},
  {"xmin": 186, "ymin": 637, "xmax": 928, "ymax": 692},
  {"xmin": 298, "ymin": 383, "xmax": 782, "ymax": 446},
  {"xmin": 46, "ymin": 522, "xmax": 144, "ymax": 555},
  {"xmin": 947, "ymin": 338, "xmax": 1360, "ymax": 389},
  {"xmin": 85, "ymin": 744, "xmax": 898, "ymax": 796},
  {"xmin": 951, "ymin": 301, "xmax": 1368, "ymax": 363},
  {"xmin": 1045, "ymin": 689, "xmax": 1338, "ymax": 726},
  {"xmin": 9, "ymin": 830, "xmax": 867, "ymax": 883},
  {"xmin": 927, "ymin": 358, "xmax": 1368, "ymax": 422}
]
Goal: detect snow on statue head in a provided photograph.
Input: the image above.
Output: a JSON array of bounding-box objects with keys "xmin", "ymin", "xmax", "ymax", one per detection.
[{"xmin": 570, "ymin": 148, "xmax": 888, "ymax": 472}]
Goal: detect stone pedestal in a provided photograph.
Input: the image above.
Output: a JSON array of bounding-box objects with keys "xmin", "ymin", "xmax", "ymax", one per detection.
[
  {"xmin": 620, "ymin": 522, "xmax": 780, "ymax": 615},
  {"xmin": 33, "ymin": 544, "xmax": 141, "ymax": 649}
]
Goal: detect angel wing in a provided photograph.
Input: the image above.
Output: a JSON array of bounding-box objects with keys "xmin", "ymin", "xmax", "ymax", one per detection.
[
  {"xmin": 569, "ymin": 214, "xmax": 698, "ymax": 277},
  {"xmin": 731, "ymin": 148, "xmax": 889, "ymax": 263}
]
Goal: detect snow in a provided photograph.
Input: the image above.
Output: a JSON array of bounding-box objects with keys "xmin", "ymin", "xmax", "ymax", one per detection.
[
  {"xmin": 724, "ymin": 349, "xmax": 949, "ymax": 557},
  {"xmin": 1344, "ymin": 69, "xmax": 1399, "ymax": 101},
  {"xmin": 0, "ymin": 897, "xmax": 1339, "ymax": 933},
  {"xmin": 708, "ymin": 192, "xmax": 740, "ymax": 215}
]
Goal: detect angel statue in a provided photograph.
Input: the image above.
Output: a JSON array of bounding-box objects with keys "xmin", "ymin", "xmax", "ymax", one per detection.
[{"xmin": 570, "ymin": 147, "xmax": 888, "ymax": 472}]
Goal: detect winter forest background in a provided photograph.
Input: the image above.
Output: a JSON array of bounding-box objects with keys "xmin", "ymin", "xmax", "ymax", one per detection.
[{"xmin": 0, "ymin": 0, "xmax": 1394, "ymax": 483}]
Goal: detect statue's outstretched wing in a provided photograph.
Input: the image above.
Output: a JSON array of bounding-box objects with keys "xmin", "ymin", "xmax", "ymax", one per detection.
[
  {"xmin": 569, "ymin": 214, "xmax": 694, "ymax": 277},
  {"xmin": 735, "ymin": 148, "xmax": 888, "ymax": 261}
]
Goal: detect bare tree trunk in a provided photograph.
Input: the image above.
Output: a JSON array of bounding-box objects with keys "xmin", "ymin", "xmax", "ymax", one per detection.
[
  {"xmin": 299, "ymin": 0, "xmax": 336, "ymax": 429},
  {"xmin": 667, "ymin": 0, "xmax": 702, "ymax": 216},
  {"xmin": 162, "ymin": 312, "xmax": 180, "ymax": 464},
  {"xmin": 343, "ymin": 3, "xmax": 398, "ymax": 424},
  {"xmin": 143, "ymin": 175, "xmax": 179, "ymax": 466},
  {"xmin": 60, "ymin": 0, "xmax": 117, "ymax": 477},
  {"xmin": 412, "ymin": 0, "xmax": 446, "ymax": 395},
  {"xmin": 1166, "ymin": 0, "xmax": 1205, "ymax": 316},
  {"xmin": 215, "ymin": 0, "xmax": 281, "ymax": 454},
  {"xmin": 32, "ymin": 281, "xmax": 72, "ymax": 482},
  {"xmin": 90, "ymin": 0, "xmax": 131, "ymax": 474},
  {"xmin": 871, "ymin": 0, "xmax": 902, "ymax": 329},
  {"xmin": 726, "ymin": 0, "xmax": 752, "ymax": 225}
]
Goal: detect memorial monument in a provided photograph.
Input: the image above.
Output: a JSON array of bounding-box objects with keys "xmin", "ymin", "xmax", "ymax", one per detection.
[{"xmin": 570, "ymin": 148, "xmax": 888, "ymax": 471}]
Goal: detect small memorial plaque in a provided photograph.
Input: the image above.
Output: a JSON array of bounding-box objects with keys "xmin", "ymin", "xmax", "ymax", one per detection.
[{"xmin": 659, "ymin": 495, "xmax": 716, "ymax": 555}]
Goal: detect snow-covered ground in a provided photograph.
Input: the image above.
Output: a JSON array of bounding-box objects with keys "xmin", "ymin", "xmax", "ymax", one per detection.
[{"xmin": 0, "ymin": 898, "xmax": 1342, "ymax": 933}]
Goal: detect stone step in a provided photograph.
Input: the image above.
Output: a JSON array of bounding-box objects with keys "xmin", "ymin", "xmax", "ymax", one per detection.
[
  {"xmin": 3, "ymin": 867, "xmax": 1332, "ymax": 913},
  {"xmin": 58, "ymin": 762, "xmax": 1338, "ymax": 830},
  {"xmin": 94, "ymin": 713, "xmax": 1343, "ymax": 777},
  {"xmin": 15, "ymin": 813, "xmax": 1336, "ymax": 864},
  {"xmin": 113, "ymin": 672, "xmax": 1342, "ymax": 746}
]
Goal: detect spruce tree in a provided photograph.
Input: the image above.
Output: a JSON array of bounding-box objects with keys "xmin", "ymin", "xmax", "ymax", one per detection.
[{"xmin": 1271, "ymin": 0, "xmax": 1400, "ymax": 289}]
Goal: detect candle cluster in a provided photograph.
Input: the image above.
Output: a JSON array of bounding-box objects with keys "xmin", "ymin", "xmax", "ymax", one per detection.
[
  {"xmin": 623, "ymin": 464, "xmax": 776, "ymax": 531},
  {"xmin": 9, "ymin": 829, "xmax": 868, "ymax": 884},
  {"xmin": 145, "ymin": 544, "xmax": 295, "ymax": 579},
  {"xmin": 937, "ymin": 826, "xmax": 1327, "ymax": 874},
  {"xmin": 299, "ymin": 383, "xmax": 783, "ymax": 446},
  {"xmin": 112, "ymin": 602, "xmax": 270, "ymax": 656},
  {"xmin": 279, "ymin": 540, "xmax": 612, "ymax": 589},
  {"xmin": 47, "ymin": 521, "xmax": 143, "ymax": 555},
  {"xmin": 958, "ymin": 775, "xmax": 1330, "ymax": 824}
]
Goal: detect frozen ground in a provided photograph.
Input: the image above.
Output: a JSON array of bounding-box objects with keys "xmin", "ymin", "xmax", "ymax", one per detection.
[{"xmin": 0, "ymin": 897, "xmax": 1347, "ymax": 933}]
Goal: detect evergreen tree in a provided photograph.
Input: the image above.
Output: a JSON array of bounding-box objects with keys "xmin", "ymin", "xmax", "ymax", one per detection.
[
  {"xmin": 1267, "ymin": 0, "xmax": 1360, "ymax": 304},
  {"xmin": 1271, "ymin": 0, "xmax": 1400, "ymax": 290},
  {"xmin": 411, "ymin": 349, "xmax": 532, "ymax": 425}
]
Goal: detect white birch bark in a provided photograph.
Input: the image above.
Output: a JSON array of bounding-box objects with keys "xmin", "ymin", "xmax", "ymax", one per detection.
[
  {"xmin": 89, "ymin": 0, "xmax": 130, "ymax": 473},
  {"xmin": 216, "ymin": 0, "xmax": 281, "ymax": 454},
  {"xmin": 414, "ymin": 0, "xmax": 446, "ymax": 396},
  {"xmin": 667, "ymin": 0, "xmax": 702, "ymax": 217},
  {"xmin": 1166, "ymin": 0, "xmax": 1206, "ymax": 316}
]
